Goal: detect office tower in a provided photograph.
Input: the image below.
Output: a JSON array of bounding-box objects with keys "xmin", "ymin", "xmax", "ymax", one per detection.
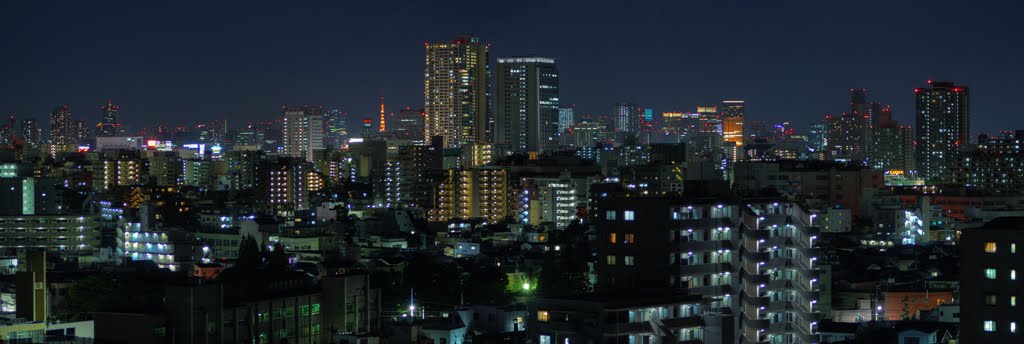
[
  {"xmin": 870, "ymin": 101, "xmax": 884, "ymax": 128},
  {"xmin": 963, "ymin": 130, "xmax": 1024, "ymax": 195},
  {"xmin": 557, "ymin": 106, "xmax": 574, "ymax": 133},
  {"xmin": 361, "ymin": 118, "xmax": 373, "ymax": 139},
  {"xmin": 915, "ymin": 81, "xmax": 970, "ymax": 184},
  {"xmin": 281, "ymin": 106, "xmax": 325, "ymax": 162},
  {"xmin": 960, "ymin": 218, "xmax": 1024, "ymax": 343},
  {"xmin": 378, "ymin": 96, "xmax": 386, "ymax": 133},
  {"xmin": 97, "ymin": 99, "xmax": 120, "ymax": 137},
  {"xmin": 867, "ymin": 105, "xmax": 915, "ymax": 173},
  {"xmin": 494, "ymin": 57, "xmax": 560, "ymax": 153},
  {"xmin": 49, "ymin": 105, "xmax": 72, "ymax": 149},
  {"xmin": 808, "ymin": 120, "xmax": 827, "ymax": 158},
  {"xmin": 19, "ymin": 118, "xmax": 40, "ymax": 146},
  {"xmin": 424, "ymin": 35, "xmax": 490, "ymax": 148},
  {"xmin": 392, "ymin": 106, "xmax": 425, "ymax": 141},
  {"xmin": 324, "ymin": 109, "xmax": 348, "ymax": 149},
  {"xmin": 613, "ymin": 102, "xmax": 642, "ymax": 135},
  {"xmin": 72, "ymin": 119, "xmax": 90, "ymax": 144},
  {"xmin": 721, "ymin": 100, "xmax": 745, "ymax": 146}
]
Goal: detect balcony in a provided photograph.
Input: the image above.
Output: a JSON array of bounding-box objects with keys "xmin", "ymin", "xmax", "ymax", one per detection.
[
  {"xmin": 678, "ymin": 262, "xmax": 733, "ymax": 276},
  {"xmin": 677, "ymin": 239, "xmax": 734, "ymax": 252}
]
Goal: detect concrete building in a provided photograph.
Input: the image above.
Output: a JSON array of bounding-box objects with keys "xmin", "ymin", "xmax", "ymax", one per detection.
[
  {"xmin": 282, "ymin": 106, "xmax": 325, "ymax": 162},
  {"xmin": 915, "ymin": 81, "xmax": 970, "ymax": 184},
  {"xmin": 494, "ymin": 57, "xmax": 560, "ymax": 153},
  {"xmin": 424, "ymin": 35, "xmax": 490, "ymax": 148},
  {"xmin": 960, "ymin": 217, "xmax": 1024, "ymax": 342}
]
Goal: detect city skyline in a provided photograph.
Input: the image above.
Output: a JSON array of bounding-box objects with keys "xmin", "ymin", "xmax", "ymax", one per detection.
[{"xmin": 2, "ymin": 1, "xmax": 1022, "ymax": 136}]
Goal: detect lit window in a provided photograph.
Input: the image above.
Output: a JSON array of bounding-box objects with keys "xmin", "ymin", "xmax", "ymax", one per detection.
[
  {"xmin": 609, "ymin": 233, "xmax": 617, "ymax": 244},
  {"xmin": 624, "ymin": 233, "xmax": 636, "ymax": 244},
  {"xmin": 539, "ymin": 335, "xmax": 552, "ymax": 344},
  {"xmin": 985, "ymin": 242, "xmax": 997, "ymax": 253},
  {"xmin": 624, "ymin": 210, "xmax": 635, "ymax": 221},
  {"xmin": 1013, "ymin": 296, "xmax": 1018, "ymax": 307},
  {"xmin": 605, "ymin": 211, "xmax": 616, "ymax": 220},
  {"xmin": 1014, "ymin": 270, "xmax": 1018, "ymax": 280},
  {"xmin": 986, "ymin": 294, "xmax": 998, "ymax": 306},
  {"xmin": 986, "ymin": 269, "xmax": 998, "ymax": 280},
  {"xmin": 1013, "ymin": 322, "xmax": 1018, "ymax": 333},
  {"xmin": 607, "ymin": 255, "xmax": 616, "ymax": 265},
  {"xmin": 1014, "ymin": 243, "xmax": 1018, "ymax": 254},
  {"xmin": 985, "ymin": 320, "xmax": 997, "ymax": 332},
  {"xmin": 625, "ymin": 256, "xmax": 635, "ymax": 266},
  {"xmin": 537, "ymin": 311, "xmax": 550, "ymax": 322}
]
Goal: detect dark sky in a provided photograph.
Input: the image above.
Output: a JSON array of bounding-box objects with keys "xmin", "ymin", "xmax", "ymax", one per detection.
[{"xmin": 2, "ymin": 0, "xmax": 1022, "ymax": 136}]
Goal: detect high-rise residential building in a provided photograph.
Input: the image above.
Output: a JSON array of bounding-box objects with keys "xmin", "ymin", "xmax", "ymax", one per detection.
[
  {"xmin": 324, "ymin": 109, "xmax": 347, "ymax": 149},
  {"xmin": 807, "ymin": 120, "xmax": 827, "ymax": 159},
  {"xmin": 850, "ymin": 89, "xmax": 869, "ymax": 118},
  {"xmin": 557, "ymin": 106, "xmax": 574, "ymax": 133},
  {"xmin": 494, "ymin": 57, "xmax": 560, "ymax": 153},
  {"xmin": 97, "ymin": 99, "xmax": 120, "ymax": 137},
  {"xmin": 915, "ymin": 80, "xmax": 970, "ymax": 184},
  {"xmin": 867, "ymin": 105, "xmax": 914, "ymax": 173},
  {"xmin": 428, "ymin": 167, "xmax": 510, "ymax": 223},
  {"xmin": 49, "ymin": 105, "xmax": 73, "ymax": 149},
  {"xmin": 19, "ymin": 118, "xmax": 40, "ymax": 146},
  {"xmin": 72, "ymin": 119, "xmax": 89, "ymax": 144},
  {"xmin": 424, "ymin": 35, "xmax": 490, "ymax": 148},
  {"xmin": 963, "ymin": 130, "xmax": 1024, "ymax": 195},
  {"xmin": 281, "ymin": 106, "xmax": 325, "ymax": 162},
  {"xmin": 824, "ymin": 113, "xmax": 868, "ymax": 164},
  {"xmin": 738, "ymin": 202, "xmax": 822, "ymax": 344},
  {"xmin": 392, "ymin": 106, "xmax": 425, "ymax": 141}
]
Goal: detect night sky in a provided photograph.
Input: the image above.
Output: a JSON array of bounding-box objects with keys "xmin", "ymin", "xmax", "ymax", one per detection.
[{"xmin": 2, "ymin": 1, "xmax": 1021, "ymax": 136}]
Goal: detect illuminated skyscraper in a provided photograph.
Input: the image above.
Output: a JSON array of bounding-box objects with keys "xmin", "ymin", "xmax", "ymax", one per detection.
[
  {"xmin": 558, "ymin": 106, "xmax": 575, "ymax": 133},
  {"xmin": 494, "ymin": 57, "xmax": 560, "ymax": 153},
  {"xmin": 97, "ymin": 99, "xmax": 120, "ymax": 137},
  {"xmin": 49, "ymin": 105, "xmax": 72, "ymax": 149},
  {"xmin": 424, "ymin": 35, "xmax": 490, "ymax": 148},
  {"xmin": 281, "ymin": 106, "xmax": 324, "ymax": 162},
  {"xmin": 613, "ymin": 102, "xmax": 641, "ymax": 135},
  {"xmin": 721, "ymin": 100, "xmax": 744, "ymax": 147},
  {"xmin": 915, "ymin": 80, "xmax": 970, "ymax": 184},
  {"xmin": 324, "ymin": 109, "xmax": 347, "ymax": 149}
]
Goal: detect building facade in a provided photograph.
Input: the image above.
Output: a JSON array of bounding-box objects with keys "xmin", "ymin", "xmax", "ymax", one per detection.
[
  {"xmin": 494, "ymin": 57, "xmax": 560, "ymax": 153},
  {"xmin": 424, "ymin": 35, "xmax": 490, "ymax": 148}
]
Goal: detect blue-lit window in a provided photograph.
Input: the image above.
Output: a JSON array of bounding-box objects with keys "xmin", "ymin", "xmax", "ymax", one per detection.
[
  {"xmin": 624, "ymin": 210, "xmax": 635, "ymax": 221},
  {"xmin": 605, "ymin": 211, "xmax": 616, "ymax": 220},
  {"xmin": 985, "ymin": 269, "xmax": 998, "ymax": 280}
]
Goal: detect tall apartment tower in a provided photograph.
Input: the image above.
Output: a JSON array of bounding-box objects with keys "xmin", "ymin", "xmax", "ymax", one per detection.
[
  {"xmin": 915, "ymin": 80, "xmax": 970, "ymax": 184},
  {"xmin": 97, "ymin": 99, "xmax": 120, "ymax": 137},
  {"xmin": 281, "ymin": 106, "xmax": 325, "ymax": 162},
  {"xmin": 867, "ymin": 105, "xmax": 915, "ymax": 172},
  {"xmin": 424, "ymin": 35, "xmax": 490, "ymax": 148},
  {"xmin": 49, "ymin": 105, "xmax": 72, "ymax": 156},
  {"xmin": 494, "ymin": 57, "xmax": 560, "ymax": 153}
]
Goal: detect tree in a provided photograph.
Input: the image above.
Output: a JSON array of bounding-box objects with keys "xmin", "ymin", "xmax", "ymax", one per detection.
[{"xmin": 236, "ymin": 234, "xmax": 261, "ymax": 271}]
